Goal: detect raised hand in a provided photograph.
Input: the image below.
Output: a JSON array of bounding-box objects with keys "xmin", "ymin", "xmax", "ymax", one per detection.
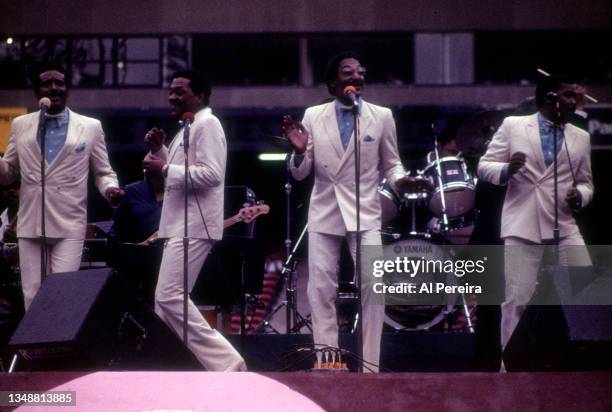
[
  {"xmin": 144, "ymin": 127, "xmax": 166, "ymax": 152},
  {"xmin": 281, "ymin": 115, "xmax": 308, "ymax": 154},
  {"xmin": 142, "ymin": 154, "xmax": 166, "ymax": 175}
]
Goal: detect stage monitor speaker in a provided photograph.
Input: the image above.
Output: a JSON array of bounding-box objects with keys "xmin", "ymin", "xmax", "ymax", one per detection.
[
  {"xmin": 504, "ymin": 265, "xmax": 612, "ymax": 371},
  {"xmin": 9, "ymin": 268, "xmax": 200, "ymax": 371}
]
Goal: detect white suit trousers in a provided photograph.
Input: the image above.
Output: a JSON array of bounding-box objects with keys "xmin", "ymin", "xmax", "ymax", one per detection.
[
  {"xmin": 155, "ymin": 237, "xmax": 246, "ymax": 371},
  {"xmin": 308, "ymin": 230, "xmax": 384, "ymax": 372},
  {"xmin": 19, "ymin": 237, "xmax": 84, "ymax": 310},
  {"xmin": 501, "ymin": 234, "xmax": 592, "ymax": 349}
]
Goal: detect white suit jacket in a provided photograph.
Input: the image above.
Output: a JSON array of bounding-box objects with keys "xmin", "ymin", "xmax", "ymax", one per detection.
[
  {"xmin": 0, "ymin": 109, "xmax": 118, "ymax": 239},
  {"xmin": 477, "ymin": 113, "xmax": 593, "ymax": 242},
  {"xmin": 151, "ymin": 108, "xmax": 225, "ymax": 240},
  {"xmin": 290, "ymin": 100, "xmax": 405, "ymax": 235}
]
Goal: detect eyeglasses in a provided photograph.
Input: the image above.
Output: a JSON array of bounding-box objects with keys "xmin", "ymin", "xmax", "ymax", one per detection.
[{"xmin": 339, "ymin": 67, "xmax": 367, "ymax": 77}]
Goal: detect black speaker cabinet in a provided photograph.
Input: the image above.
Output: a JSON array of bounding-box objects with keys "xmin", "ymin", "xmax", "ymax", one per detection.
[
  {"xmin": 9, "ymin": 268, "xmax": 200, "ymax": 371},
  {"xmin": 503, "ymin": 263, "xmax": 612, "ymax": 371}
]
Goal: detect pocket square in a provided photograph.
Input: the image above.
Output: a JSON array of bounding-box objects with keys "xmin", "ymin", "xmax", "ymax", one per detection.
[
  {"xmin": 364, "ymin": 135, "xmax": 375, "ymax": 142},
  {"xmin": 75, "ymin": 142, "xmax": 86, "ymax": 153}
]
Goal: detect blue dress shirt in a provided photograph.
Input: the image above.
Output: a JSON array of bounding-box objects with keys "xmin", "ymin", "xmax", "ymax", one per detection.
[
  {"xmin": 538, "ymin": 112, "xmax": 564, "ymax": 167},
  {"xmin": 38, "ymin": 109, "xmax": 69, "ymax": 164},
  {"xmin": 335, "ymin": 98, "xmax": 362, "ymax": 151}
]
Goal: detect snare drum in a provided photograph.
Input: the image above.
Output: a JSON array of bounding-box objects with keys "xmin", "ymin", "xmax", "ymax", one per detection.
[{"xmin": 422, "ymin": 157, "xmax": 476, "ymax": 218}]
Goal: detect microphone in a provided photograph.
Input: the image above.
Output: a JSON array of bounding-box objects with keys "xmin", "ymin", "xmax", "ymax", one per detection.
[
  {"xmin": 181, "ymin": 112, "xmax": 194, "ymax": 152},
  {"xmin": 39, "ymin": 97, "xmax": 51, "ymax": 112},
  {"xmin": 38, "ymin": 97, "xmax": 51, "ymax": 131},
  {"xmin": 343, "ymin": 85, "xmax": 359, "ymax": 109},
  {"xmin": 181, "ymin": 111, "xmax": 195, "ymax": 125}
]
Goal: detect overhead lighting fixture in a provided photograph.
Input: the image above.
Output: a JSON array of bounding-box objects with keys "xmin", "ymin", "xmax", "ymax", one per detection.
[
  {"xmin": 6, "ymin": 37, "xmax": 14, "ymax": 45},
  {"xmin": 258, "ymin": 153, "xmax": 287, "ymax": 161}
]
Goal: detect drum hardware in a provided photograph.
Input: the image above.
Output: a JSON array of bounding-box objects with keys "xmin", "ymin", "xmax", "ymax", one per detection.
[
  {"xmin": 381, "ymin": 228, "xmax": 402, "ymax": 241},
  {"xmin": 260, "ymin": 256, "xmax": 312, "ymax": 334},
  {"xmin": 261, "ymin": 154, "xmax": 312, "ymax": 334},
  {"xmin": 428, "ymin": 209, "xmax": 479, "ymax": 246},
  {"xmin": 403, "ymin": 189, "xmax": 430, "ymax": 237},
  {"xmin": 403, "ymin": 191, "xmax": 429, "ymax": 201},
  {"xmin": 430, "ymin": 127, "xmax": 475, "ymax": 333}
]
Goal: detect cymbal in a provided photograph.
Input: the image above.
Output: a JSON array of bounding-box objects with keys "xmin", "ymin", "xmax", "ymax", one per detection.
[{"xmin": 455, "ymin": 110, "xmax": 505, "ymax": 159}]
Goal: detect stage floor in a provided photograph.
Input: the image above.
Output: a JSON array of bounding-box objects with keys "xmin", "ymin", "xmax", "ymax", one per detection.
[{"xmin": 1, "ymin": 371, "xmax": 611, "ymax": 411}]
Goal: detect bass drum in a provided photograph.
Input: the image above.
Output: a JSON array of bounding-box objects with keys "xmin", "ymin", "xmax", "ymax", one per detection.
[{"xmin": 383, "ymin": 235, "xmax": 457, "ymax": 331}]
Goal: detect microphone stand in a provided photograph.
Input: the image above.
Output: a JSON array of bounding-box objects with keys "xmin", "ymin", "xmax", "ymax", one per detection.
[
  {"xmin": 552, "ymin": 104, "xmax": 562, "ymax": 271},
  {"xmin": 284, "ymin": 153, "xmax": 294, "ymax": 332},
  {"xmin": 38, "ymin": 108, "xmax": 48, "ymax": 284},
  {"xmin": 282, "ymin": 154, "xmax": 311, "ymax": 333},
  {"xmin": 9, "ymin": 103, "xmax": 47, "ymax": 372},
  {"xmin": 352, "ymin": 100, "xmax": 364, "ymax": 372},
  {"xmin": 181, "ymin": 119, "xmax": 191, "ymax": 344}
]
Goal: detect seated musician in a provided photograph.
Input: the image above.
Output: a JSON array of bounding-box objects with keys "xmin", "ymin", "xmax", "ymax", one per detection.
[
  {"xmin": 107, "ymin": 168, "xmax": 165, "ymax": 302},
  {"xmin": 426, "ymin": 126, "xmax": 461, "ymax": 163},
  {"xmin": 108, "ymin": 168, "xmax": 164, "ymax": 244}
]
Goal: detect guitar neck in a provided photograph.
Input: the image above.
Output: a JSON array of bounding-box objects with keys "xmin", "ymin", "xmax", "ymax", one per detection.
[{"xmin": 223, "ymin": 215, "xmax": 242, "ymax": 229}]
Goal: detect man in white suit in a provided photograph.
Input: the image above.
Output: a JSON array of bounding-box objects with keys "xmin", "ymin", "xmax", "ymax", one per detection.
[
  {"xmin": 478, "ymin": 75, "xmax": 593, "ymax": 352},
  {"xmin": 283, "ymin": 52, "xmax": 407, "ymax": 372},
  {"xmin": 142, "ymin": 70, "xmax": 245, "ymax": 371},
  {"xmin": 0, "ymin": 64, "xmax": 122, "ymax": 310}
]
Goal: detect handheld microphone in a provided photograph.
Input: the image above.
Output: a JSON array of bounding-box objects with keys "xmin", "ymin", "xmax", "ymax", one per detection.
[{"xmin": 343, "ymin": 85, "xmax": 359, "ymax": 109}]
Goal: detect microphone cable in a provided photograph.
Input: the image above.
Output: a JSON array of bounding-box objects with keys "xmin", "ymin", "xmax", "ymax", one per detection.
[{"xmin": 563, "ymin": 133, "xmax": 577, "ymax": 187}]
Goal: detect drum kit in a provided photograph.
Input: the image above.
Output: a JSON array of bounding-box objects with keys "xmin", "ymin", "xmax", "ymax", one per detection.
[
  {"xmin": 380, "ymin": 155, "xmax": 477, "ymax": 245},
  {"xmin": 378, "ymin": 154, "xmax": 477, "ymax": 331},
  {"xmin": 378, "ymin": 112, "xmax": 504, "ymax": 331}
]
